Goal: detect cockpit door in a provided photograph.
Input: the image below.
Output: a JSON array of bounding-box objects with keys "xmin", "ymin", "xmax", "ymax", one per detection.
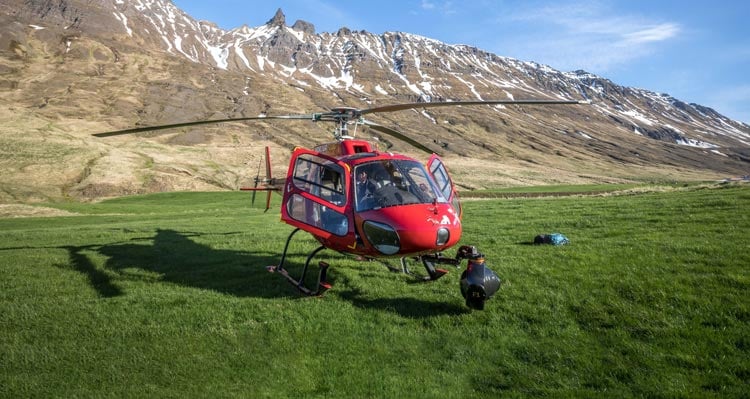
[
  {"xmin": 281, "ymin": 148, "xmax": 351, "ymax": 238},
  {"xmin": 427, "ymin": 154, "xmax": 462, "ymax": 219}
]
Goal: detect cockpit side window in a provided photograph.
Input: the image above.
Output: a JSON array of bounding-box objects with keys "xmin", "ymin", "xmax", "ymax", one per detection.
[
  {"xmin": 427, "ymin": 154, "xmax": 460, "ymax": 219},
  {"xmin": 293, "ymin": 154, "xmax": 346, "ymax": 204},
  {"xmin": 429, "ymin": 159, "xmax": 452, "ymax": 201}
]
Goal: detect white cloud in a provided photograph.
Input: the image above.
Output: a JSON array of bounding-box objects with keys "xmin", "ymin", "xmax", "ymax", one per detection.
[
  {"xmin": 420, "ymin": 0, "xmax": 455, "ymax": 16},
  {"xmin": 497, "ymin": 1, "xmax": 680, "ymax": 72},
  {"xmin": 623, "ymin": 23, "xmax": 680, "ymax": 44}
]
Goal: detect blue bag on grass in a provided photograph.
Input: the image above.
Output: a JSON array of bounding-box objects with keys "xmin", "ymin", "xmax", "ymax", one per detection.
[{"xmin": 534, "ymin": 233, "xmax": 570, "ymax": 246}]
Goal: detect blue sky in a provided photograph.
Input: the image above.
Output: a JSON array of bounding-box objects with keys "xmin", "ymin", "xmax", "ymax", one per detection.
[{"xmin": 173, "ymin": 0, "xmax": 750, "ymax": 123}]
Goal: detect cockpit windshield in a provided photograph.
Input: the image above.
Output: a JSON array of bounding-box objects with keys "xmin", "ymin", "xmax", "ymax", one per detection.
[{"xmin": 354, "ymin": 159, "xmax": 447, "ymax": 212}]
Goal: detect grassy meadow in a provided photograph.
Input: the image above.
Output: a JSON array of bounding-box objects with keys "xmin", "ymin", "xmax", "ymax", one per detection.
[{"xmin": 1, "ymin": 184, "xmax": 748, "ymax": 397}]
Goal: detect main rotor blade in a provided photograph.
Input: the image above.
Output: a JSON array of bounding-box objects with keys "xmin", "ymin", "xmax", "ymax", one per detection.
[
  {"xmin": 93, "ymin": 115, "xmax": 315, "ymax": 137},
  {"xmin": 361, "ymin": 99, "xmax": 581, "ymax": 115},
  {"xmin": 361, "ymin": 119, "xmax": 436, "ymax": 154}
]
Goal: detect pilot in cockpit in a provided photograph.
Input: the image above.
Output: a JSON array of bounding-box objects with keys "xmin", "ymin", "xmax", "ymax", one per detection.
[{"xmin": 355, "ymin": 168, "xmax": 378, "ymax": 208}]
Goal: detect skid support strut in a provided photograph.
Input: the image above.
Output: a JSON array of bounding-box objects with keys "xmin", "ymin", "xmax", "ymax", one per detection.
[
  {"xmin": 266, "ymin": 228, "xmax": 332, "ymax": 296},
  {"xmin": 418, "ymin": 253, "xmax": 460, "ymax": 281},
  {"xmin": 390, "ymin": 253, "xmax": 460, "ymax": 281}
]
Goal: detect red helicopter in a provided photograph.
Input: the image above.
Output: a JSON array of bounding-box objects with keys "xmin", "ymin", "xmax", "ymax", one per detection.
[{"xmin": 95, "ymin": 99, "xmax": 580, "ymax": 309}]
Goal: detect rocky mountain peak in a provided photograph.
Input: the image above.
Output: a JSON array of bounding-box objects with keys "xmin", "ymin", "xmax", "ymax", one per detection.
[
  {"xmin": 266, "ymin": 8, "xmax": 285, "ymax": 27},
  {"xmin": 292, "ymin": 19, "xmax": 315, "ymax": 34}
]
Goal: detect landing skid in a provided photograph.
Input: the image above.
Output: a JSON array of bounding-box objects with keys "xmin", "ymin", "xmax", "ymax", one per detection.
[
  {"xmin": 268, "ymin": 229, "xmax": 468, "ymax": 295},
  {"xmin": 266, "ymin": 228, "xmax": 332, "ymax": 296},
  {"xmin": 378, "ymin": 253, "xmax": 461, "ymax": 281}
]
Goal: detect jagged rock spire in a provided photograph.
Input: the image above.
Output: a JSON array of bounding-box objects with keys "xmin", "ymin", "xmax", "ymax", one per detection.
[{"xmin": 266, "ymin": 8, "xmax": 285, "ymax": 27}]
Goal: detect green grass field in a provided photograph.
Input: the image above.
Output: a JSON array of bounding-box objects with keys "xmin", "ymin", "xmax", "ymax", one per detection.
[{"xmin": 1, "ymin": 184, "xmax": 748, "ymax": 397}]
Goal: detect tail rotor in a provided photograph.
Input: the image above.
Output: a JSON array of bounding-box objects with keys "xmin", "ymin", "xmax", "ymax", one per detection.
[{"xmin": 241, "ymin": 146, "xmax": 280, "ymax": 211}]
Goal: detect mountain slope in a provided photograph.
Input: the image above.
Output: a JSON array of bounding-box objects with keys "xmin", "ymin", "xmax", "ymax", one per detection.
[{"xmin": 1, "ymin": 0, "xmax": 748, "ymax": 202}]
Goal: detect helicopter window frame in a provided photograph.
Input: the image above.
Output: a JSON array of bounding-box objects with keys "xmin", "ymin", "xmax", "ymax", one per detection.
[
  {"xmin": 354, "ymin": 159, "xmax": 446, "ymax": 212},
  {"xmin": 427, "ymin": 155, "xmax": 461, "ymax": 218},
  {"xmin": 286, "ymin": 193, "xmax": 349, "ymax": 236},
  {"xmin": 292, "ymin": 154, "xmax": 346, "ymax": 206},
  {"xmin": 429, "ymin": 158, "xmax": 453, "ymax": 201}
]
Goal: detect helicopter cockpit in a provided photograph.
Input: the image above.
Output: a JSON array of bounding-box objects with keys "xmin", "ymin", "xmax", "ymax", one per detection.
[{"xmin": 354, "ymin": 160, "xmax": 447, "ymax": 212}]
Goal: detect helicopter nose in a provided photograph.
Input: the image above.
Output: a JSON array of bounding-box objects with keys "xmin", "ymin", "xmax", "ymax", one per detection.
[{"xmin": 358, "ymin": 205, "xmax": 461, "ymax": 255}]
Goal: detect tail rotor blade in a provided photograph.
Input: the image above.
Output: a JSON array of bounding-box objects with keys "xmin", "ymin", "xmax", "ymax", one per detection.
[
  {"xmin": 263, "ymin": 146, "xmax": 273, "ymax": 212},
  {"xmin": 251, "ymin": 156, "xmax": 262, "ymax": 207}
]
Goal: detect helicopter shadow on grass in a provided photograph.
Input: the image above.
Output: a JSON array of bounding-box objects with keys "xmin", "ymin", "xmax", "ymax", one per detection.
[
  {"xmin": 0, "ymin": 244, "xmax": 124, "ymax": 298},
  {"xmin": 65, "ymin": 244, "xmax": 124, "ymax": 298},
  {"xmin": 68, "ymin": 228, "xmax": 310, "ymax": 299},
  {"xmin": 58, "ymin": 228, "xmax": 471, "ymax": 313}
]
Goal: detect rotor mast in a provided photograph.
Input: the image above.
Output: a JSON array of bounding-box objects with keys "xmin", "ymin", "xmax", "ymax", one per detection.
[{"xmin": 317, "ymin": 107, "xmax": 362, "ymax": 140}]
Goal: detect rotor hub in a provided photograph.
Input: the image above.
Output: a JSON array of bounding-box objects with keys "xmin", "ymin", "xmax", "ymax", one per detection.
[{"xmin": 321, "ymin": 108, "xmax": 364, "ymax": 139}]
